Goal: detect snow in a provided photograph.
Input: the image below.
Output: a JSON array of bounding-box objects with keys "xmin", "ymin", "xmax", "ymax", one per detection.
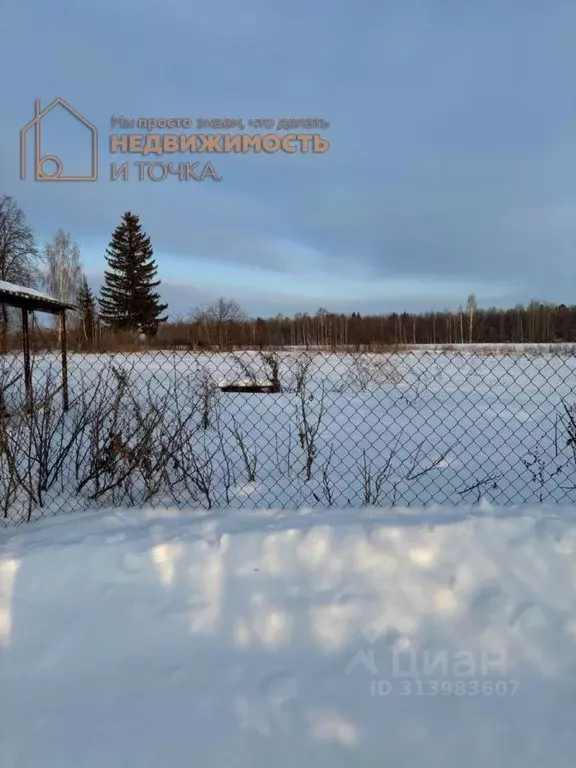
[
  {"xmin": 216, "ymin": 379, "xmax": 273, "ymax": 388},
  {"xmin": 0, "ymin": 280, "xmax": 64, "ymax": 304},
  {"xmin": 2, "ymin": 503, "xmax": 576, "ymax": 766}
]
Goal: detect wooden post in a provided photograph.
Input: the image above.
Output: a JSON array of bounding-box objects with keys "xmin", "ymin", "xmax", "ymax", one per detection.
[
  {"xmin": 21, "ymin": 307, "xmax": 32, "ymax": 410},
  {"xmin": 60, "ymin": 310, "xmax": 69, "ymax": 411}
]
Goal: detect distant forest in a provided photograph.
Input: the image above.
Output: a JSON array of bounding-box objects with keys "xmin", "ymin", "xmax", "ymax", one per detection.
[
  {"xmin": 15, "ymin": 295, "xmax": 574, "ymax": 352},
  {"xmin": 150, "ymin": 296, "xmax": 576, "ymax": 351}
]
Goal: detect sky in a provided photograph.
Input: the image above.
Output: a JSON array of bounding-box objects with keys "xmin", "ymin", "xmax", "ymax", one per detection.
[{"xmin": 1, "ymin": 0, "xmax": 575, "ymax": 319}]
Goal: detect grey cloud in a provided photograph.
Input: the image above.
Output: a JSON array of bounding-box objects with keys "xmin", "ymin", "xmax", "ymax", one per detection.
[
  {"xmin": 1, "ymin": 0, "xmax": 575, "ymax": 312},
  {"xmin": 154, "ymin": 279, "xmax": 529, "ymax": 319}
]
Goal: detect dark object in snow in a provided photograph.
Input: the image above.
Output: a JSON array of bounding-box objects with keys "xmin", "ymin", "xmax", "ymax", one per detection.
[{"xmin": 218, "ymin": 381, "xmax": 279, "ymax": 394}]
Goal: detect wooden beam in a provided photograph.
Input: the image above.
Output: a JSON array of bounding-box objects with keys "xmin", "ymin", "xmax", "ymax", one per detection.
[
  {"xmin": 60, "ymin": 310, "xmax": 69, "ymax": 411},
  {"xmin": 21, "ymin": 308, "xmax": 32, "ymax": 410},
  {"xmin": 0, "ymin": 293, "xmax": 74, "ymax": 315}
]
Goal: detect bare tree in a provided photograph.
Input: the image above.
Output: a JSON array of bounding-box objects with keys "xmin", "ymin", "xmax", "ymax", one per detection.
[
  {"xmin": 193, "ymin": 365, "xmax": 217, "ymax": 430},
  {"xmin": 466, "ymin": 294, "xmax": 477, "ymax": 344},
  {"xmin": 292, "ymin": 353, "xmax": 313, "ymax": 395},
  {"xmin": 297, "ymin": 382, "xmax": 326, "ymax": 481},
  {"xmin": 360, "ymin": 450, "xmax": 392, "ymax": 506},
  {"xmin": 261, "ymin": 351, "xmax": 282, "ymax": 392},
  {"xmin": 193, "ymin": 298, "xmax": 247, "ymax": 349},
  {"xmin": 0, "ymin": 195, "xmax": 40, "ymax": 350},
  {"xmin": 315, "ymin": 307, "xmax": 329, "ymax": 347},
  {"xmin": 230, "ymin": 419, "xmax": 258, "ymax": 482}
]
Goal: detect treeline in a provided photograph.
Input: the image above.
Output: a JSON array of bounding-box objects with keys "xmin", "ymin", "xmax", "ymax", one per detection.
[
  {"xmin": 1, "ymin": 194, "xmax": 575, "ymax": 353},
  {"xmin": 158, "ymin": 299, "xmax": 576, "ymax": 350},
  {"xmin": 9, "ymin": 292, "xmax": 576, "ymax": 354},
  {"xmin": 36, "ymin": 298, "xmax": 573, "ymax": 352}
]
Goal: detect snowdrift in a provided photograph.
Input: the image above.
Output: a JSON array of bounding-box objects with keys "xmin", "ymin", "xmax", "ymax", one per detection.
[{"xmin": 2, "ymin": 504, "xmax": 576, "ymax": 767}]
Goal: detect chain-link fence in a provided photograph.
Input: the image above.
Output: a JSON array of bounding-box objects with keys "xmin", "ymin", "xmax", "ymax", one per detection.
[{"xmin": 2, "ymin": 344, "xmax": 576, "ymax": 526}]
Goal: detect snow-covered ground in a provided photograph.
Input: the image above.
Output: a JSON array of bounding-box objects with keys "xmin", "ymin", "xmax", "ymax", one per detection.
[
  {"xmin": 404, "ymin": 343, "xmax": 576, "ymax": 352},
  {"xmin": 2, "ymin": 503, "xmax": 576, "ymax": 766},
  {"xmin": 2, "ymin": 347, "xmax": 576, "ymax": 524}
]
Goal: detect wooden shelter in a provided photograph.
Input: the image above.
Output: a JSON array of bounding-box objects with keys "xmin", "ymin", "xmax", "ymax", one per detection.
[{"xmin": 0, "ymin": 280, "xmax": 77, "ymax": 412}]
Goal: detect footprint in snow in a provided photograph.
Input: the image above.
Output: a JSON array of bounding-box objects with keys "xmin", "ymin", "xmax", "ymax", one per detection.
[
  {"xmin": 259, "ymin": 671, "xmax": 300, "ymax": 703},
  {"xmin": 509, "ymin": 601, "xmax": 548, "ymax": 630},
  {"xmin": 470, "ymin": 583, "xmax": 507, "ymax": 613}
]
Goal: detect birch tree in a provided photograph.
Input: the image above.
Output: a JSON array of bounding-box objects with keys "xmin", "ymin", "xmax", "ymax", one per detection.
[
  {"xmin": 466, "ymin": 294, "xmax": 477, "ymax": 344},
  {"xmin": 42, "ymin": 229, "xmax": 83, "ymax": 341}
]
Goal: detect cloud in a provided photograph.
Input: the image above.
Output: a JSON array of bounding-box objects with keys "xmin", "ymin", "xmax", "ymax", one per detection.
[{"xmin": 1, "ymin": 0, "xmax": 575, "ymax": 313}]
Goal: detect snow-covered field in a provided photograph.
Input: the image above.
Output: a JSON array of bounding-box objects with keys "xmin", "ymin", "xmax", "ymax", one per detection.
[
  {"xmin": 2, "ymin": 503, "xmax": 576, "ymax": 766},
  {"xmin": 2, "ymin": 348, "xmax": 576, "ymax": 524}
]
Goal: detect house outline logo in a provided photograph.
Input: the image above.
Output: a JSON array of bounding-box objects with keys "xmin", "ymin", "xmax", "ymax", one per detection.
[{"xmin": 20, "ymin": 98, "xmax": 98, "ymax": 181}]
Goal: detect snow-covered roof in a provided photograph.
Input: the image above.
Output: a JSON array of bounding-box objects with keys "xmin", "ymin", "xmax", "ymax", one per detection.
[
  {"xmin": 0, "ymin": 280, "xmax": 77, "ymax": 312},
  {"xmin": 216, "ymin": 379, "xmax": 272, "ymax": 388}
]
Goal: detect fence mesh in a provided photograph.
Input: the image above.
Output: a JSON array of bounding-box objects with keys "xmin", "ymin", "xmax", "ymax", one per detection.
[{"xmin": 2, "ymin": 344, "xmax": 576, "ymax": 526}]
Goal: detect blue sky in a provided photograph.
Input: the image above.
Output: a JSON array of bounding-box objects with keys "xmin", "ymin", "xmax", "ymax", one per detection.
[{"xmin": 1, "ymin": 0, "xmax": 575, "ymax": 318}]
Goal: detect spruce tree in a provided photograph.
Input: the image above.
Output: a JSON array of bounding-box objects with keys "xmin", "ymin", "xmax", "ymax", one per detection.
[
  {"xmin": 77, "ymin": 276, "xmax": 97, "ymax": 348},
  {"xmin": 99, "ymin": 212, "xmax": 168, "ymax": 336}
]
